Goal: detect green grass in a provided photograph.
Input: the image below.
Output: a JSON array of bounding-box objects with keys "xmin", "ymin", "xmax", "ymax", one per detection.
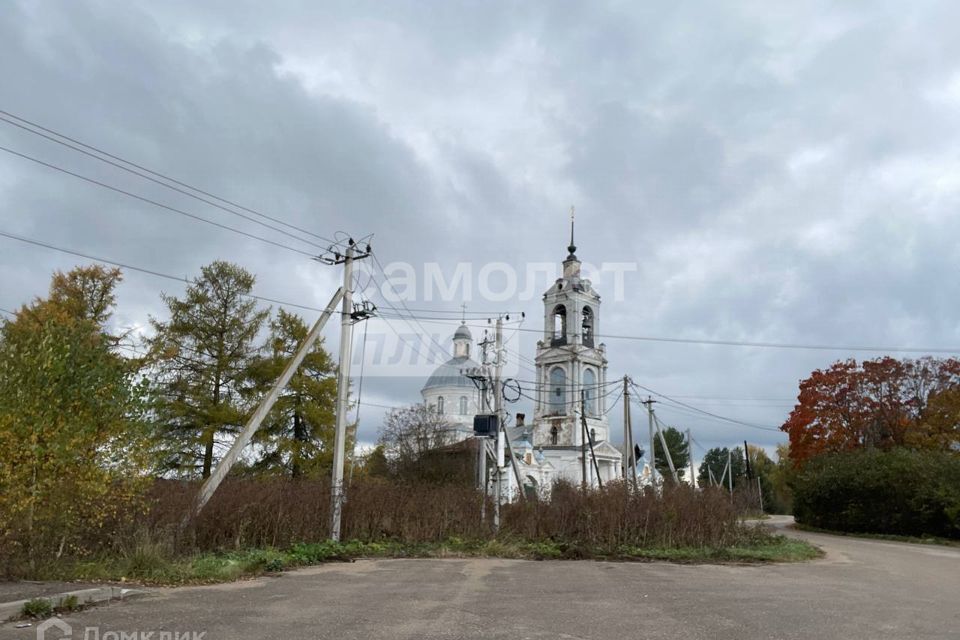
[
  {"xmin": 794, "ymin": 523, "xmax": 960, "ymax": 548},
  {"xmin": 21, "ymin": 598, "xmax": 53, "ymax": 619},
  {"xmin": 34, "ymin": 534, "xmax": 821, "ymax": 586}
]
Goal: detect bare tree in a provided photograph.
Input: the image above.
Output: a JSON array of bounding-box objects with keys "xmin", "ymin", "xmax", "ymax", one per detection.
[{"xmin": 378, "ymin": 403, "xmax": 468, "ymax": 483}]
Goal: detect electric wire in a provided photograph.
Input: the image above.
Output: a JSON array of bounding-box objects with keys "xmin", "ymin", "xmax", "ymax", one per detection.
[
  {"xmin": 370, "ymin": 252, "xmax": 453, "ymax": 361},
  {"xmin": 0, "ymin": 230, "xmax": 335, "ymax": 316},
  {"xmin": 0, "ymin": 109, "xmax": 343, "ymax": 247},
  {"xmin": 0, "ymin": 144, "xmax": 317, "ymax": 257},
  {"xmin": 376, "ymin": 313, "xmax": 960, "ymax": 355},
  {"xmin": 629, "ymin": 381, "xmax": 781, "ymax": 432},
  {"xmin": 0, "ymin": 114, "xmax": 328, "ymax": 251}
]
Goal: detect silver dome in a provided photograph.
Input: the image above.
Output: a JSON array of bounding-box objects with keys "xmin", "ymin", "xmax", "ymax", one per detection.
[{"xmin": 423, "ymin": 355, "xmax": 478, "ymax": 390}]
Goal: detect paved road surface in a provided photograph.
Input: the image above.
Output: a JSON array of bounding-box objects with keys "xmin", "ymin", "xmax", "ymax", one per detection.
[{"xmin": 7, "ymin": 518, "xmax": 959, "ymax": 640}]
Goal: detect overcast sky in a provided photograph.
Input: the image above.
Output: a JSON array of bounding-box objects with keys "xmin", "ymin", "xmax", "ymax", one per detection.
[{"xmin": 3, "ymin": 1, "xmax": 960, "ymax": 462}]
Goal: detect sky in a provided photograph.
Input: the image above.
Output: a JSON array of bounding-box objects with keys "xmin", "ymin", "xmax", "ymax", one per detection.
[{"xmin": 2, "ymin": 1, "xmax": 960, "ymax": 464}]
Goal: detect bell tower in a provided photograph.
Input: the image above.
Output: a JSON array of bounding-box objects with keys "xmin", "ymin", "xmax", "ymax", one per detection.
[{"xmin": 532, "ymin": 209, "xmax": 610, "ymax": 448}]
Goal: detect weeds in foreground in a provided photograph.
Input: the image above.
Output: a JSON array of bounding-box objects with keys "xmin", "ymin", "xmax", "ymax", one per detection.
[{"xmin": 35, "ymin": 533, "xmax": 820, "ymax": 586}]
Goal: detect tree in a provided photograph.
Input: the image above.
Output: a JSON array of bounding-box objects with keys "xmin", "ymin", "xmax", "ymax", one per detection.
[
  {"xmin": 782, "ymin": 357, "xmax": 960, "ymax": 464},
  {"xmin": 149, "ymin": 261, "xmax": 269, "ymax": 478},
  {"xmin": 791, "ymin": 449, "xmax": 960, "ymax": 538},
  {"xmin": 47, "ymin": 265, "xmax": 124, "ymax": 327},
  {"xmin": 378, "ymin": 403, "xmax": 469, "ymax": 483},
  {"xmin": 0, "ymin": 266, "xmax": 149, "ymax": 569},
  {"xmin": 911, "ymin": 387, "xmax": 960, "ymax": 451},
  {"xmin": 697, "ymin": 446, "xmax": 746, "ymax": 489},
  {"xmin": 247, "ymin": 309, "xmax": 339, "ymax": 478},
  {"xmin": 653, "ymin": 426, "xmax": 690, "ymax": 482},
  {"xmin": 356, "ymin": 445, "xmax": 392, "ymax": 479}
]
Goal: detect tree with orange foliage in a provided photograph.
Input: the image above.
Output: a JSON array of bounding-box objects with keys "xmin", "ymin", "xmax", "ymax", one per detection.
[{"xmin": 782, "ymin": 357, "xmax": 960, "ymax": 463}]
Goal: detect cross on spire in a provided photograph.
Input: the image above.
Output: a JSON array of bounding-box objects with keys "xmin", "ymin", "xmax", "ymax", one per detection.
[{"xmin": 461, "ymin": 303, "xmax": 467, "ymax": 324}]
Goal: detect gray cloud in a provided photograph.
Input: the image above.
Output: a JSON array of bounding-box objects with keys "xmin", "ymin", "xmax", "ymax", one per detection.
[{"xmin": 2, "ymin": 1, "xmax": 960, "ymax": 457}]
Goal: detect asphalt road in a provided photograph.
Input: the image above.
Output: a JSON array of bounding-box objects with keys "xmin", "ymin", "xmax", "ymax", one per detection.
[{"xmin": 7, "ymin": 518, "xmax": 959, "ymax": 640}]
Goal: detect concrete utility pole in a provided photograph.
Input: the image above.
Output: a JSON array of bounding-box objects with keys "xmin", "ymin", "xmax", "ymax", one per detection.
[
  {"xmin": 655, "ymin": 423, "xmax": 679, "ymax": 484},
  {"xmin": 643, "ymin": 397, "xmax": 657, "ymax": 485},
  {"xmin": 329, "ymin": 240, "xmax": 371, "ymax": 542},
  {"xmin": 580, "ymin": 399, "xmax": 588, "ymax": 491},
  {"xmin": 687, "ymin": 428, "xmax": 696, "ymax": 488},
  {"xmin": 622, "ymin": 376, "xmax": 638, "ymax": 489},
  {"xmin": 186, "ymin": 287, "xmax": 345, "ymax": 525},
  {"xmin": 727, "ymin": 449, "xmax": 734, "ymax": 494},
  {"xmin": 580, "ymin": 390, "xmax": 603, "ymax": 489},
  {"xmin": 498, "ymin": 320, "xmax": 526, "ymax": 502}
]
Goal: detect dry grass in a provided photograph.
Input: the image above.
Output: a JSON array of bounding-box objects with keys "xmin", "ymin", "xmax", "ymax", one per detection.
[{"xmin": 4, "ymin": 477, "xmax": 785, "ymax": 579}]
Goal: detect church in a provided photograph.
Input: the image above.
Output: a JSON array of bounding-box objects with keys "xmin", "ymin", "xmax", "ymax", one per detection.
[{"xmin": 419, "ymin": 221, "xmax": 624, "ymax": 496}]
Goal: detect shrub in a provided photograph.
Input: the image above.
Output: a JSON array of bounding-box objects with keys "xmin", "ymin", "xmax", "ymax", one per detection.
[
  {"xmin": 2, "ymin": 476, "xmax": 763, "ymax": 577},
  {"xmin": 792, "ymin": 448, "xmax": 960, "ymax": 538},
  {"xmin": 21, "ymin": 598, "xmax": 53, "ymax": 619}
]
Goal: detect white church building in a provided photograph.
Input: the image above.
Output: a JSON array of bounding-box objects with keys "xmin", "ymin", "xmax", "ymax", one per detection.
[{"xmin": 419, "ymin": 224, "xmax": 624, "ymax": 496}]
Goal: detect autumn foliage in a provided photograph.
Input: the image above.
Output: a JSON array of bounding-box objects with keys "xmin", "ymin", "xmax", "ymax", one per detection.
[{"xmin": 782, "ymin": 357, "xmax": 960, "ymax": 463}]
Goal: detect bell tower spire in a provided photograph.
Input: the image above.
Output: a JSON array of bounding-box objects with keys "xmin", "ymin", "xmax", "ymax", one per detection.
[{"xmin": 567, "ymin": 205, "xmax": 577, "ymax": 260}]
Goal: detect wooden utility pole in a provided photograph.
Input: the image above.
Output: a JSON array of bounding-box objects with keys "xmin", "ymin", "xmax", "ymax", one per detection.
[
  {"xmin": 329, "ymin": 240, "xmax": 372, "ymax": 541},
  {"xmin": 687, "ymin": 428, "xmax": 696, "ymax": 488},
  {"xmin": 185, "ymin": 287, "xmax": 345, "ymax": 525}
]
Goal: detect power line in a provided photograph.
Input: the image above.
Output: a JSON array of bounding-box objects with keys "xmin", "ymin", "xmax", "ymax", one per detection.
[
  {"xmin": 0, "ymin": 108, "xmax": 343, "ymax": 248},
  {"xmin": 0, "ymin": 114, "xmax": 326, "ymax": 251},
  {"xmin": 369, "ymin": 253, "xmax": 453, "ymax": 361},
  {"xmin": 630, "ymin": 381, "xmax": 781, "ymax": 432},
  {"xmin": 0, "ymin": 230, "xmax": 332, "ymax": 315},
  {"xmin": 378, "ymin": 314, "xmax": 960, "ymax": 355},
  {"xmin": 0, "ymin": 143, "xmax": 317, "ymax": 258}
]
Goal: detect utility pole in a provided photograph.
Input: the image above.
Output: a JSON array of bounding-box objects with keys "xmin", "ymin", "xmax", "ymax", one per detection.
[
  {"xmin": 185, "ymin": 287, "xmax": 344, "ymax": 526},
  {"xmin": 727, "ymin": 449, "xmax": 733, "ymax": 494},
  {"xmin": 493, "ymin": 316, "xmax": 525, "ymax": 503},
  {"xmin": 655, "ymin": 422, "xmax": 679, "ymax": 484},
  {"xmin": 642, "ymin": 397, "xmax": 657, "ymax": 485},
  {"xmin": 580, "ymin": 398, "xmax": 588, "ymax": 491},
  {"xmin": 687, "ymin": 428, "xmax": 696, "ymax": 488},
  {"xmin": 493, "ymin": 318, "xmax": 504, "ymax": 530},
  {"xmin": 328, "ymin": 239, "xmax": 371, "ymax": 542},
  {"xmin": 580, "ymin": 390, "xmax": 603, "ymax": 489},
  {"xmin": 623, "ymin": 376, "xmax": 638, "ymax": 489}
]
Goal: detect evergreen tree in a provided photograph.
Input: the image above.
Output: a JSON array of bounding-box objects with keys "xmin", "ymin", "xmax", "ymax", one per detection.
[
  {"xmin": 149, "ymin": 261, "xmax": 268, "ymax": 478},
  {"xmin": 248, "ymin": 309, "xmax": 339, "ymax": 478},
  {"xmin": 697, "ymin": 446, "xmax": 746, "ymax": 489},
  {"xmin": 653, "ymin": 426, "xmax": 690, "ymax": 482}
]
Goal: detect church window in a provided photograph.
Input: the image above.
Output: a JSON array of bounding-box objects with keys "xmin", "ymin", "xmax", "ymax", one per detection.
[
  {"xmin": 459, "ymin": 396, "xmax": 468, "ymax": 415},
  {"xmin": 583, "ymin": 368, "xmax": 597, "ymax": 416},
  {"xmin": 549, "ymin": 367, "xmax": 566, "ymax": 414},
  {"xmin": 437, "ymin": 396, "xmax": 444, "ymax": 414},
  {"xmin": 552, "ymin": 305, "xmax": 567, "ymax": 344},
  {"xmin": 550, "ymin": 425, "xmax": 559, "ymax": 445},
  {"xmin": 582, "ymin": 306, "xmax": 594, "ymax": 347},
  {"xmin": 591, "ymin": 428, "xmax": 597, "ymax": 443}
]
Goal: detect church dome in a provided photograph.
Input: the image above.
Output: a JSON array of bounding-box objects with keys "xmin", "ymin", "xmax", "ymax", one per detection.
[
  {"xmin": 423, "ymin": 355, "xmax": 478, "ymax": 391},
  {"xmin": 454, "ymin": 323, "xmax": 472, "ymax": 341}
]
